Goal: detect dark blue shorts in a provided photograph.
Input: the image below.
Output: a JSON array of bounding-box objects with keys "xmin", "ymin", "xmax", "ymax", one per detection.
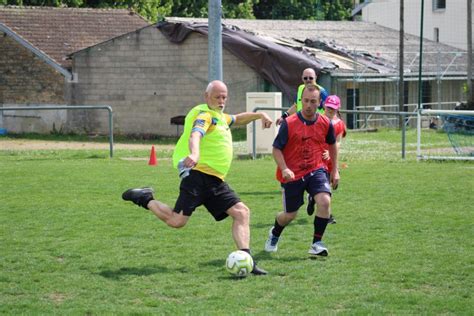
[
  {"xmin": 281, "ymin": 168, "xmax": 331, "ymax": 213},
  {"xmin": 174, "ymin": 170, "xmax": 241, "ymax": 221}
]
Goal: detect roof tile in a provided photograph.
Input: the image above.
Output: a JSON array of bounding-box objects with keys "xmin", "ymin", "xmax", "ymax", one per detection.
[{"xmin": 0, "ymin": 6, "xmax": 150, "ymax": 68}]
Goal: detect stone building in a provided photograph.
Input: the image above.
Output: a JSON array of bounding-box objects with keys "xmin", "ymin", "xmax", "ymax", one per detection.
[
  {"xmin": 0, "ymin": 6, "xmax": 149, "ymax": 133},
  {"xmin": 1, "ymin": 7, "xmax": 470, "ymax": 135}
]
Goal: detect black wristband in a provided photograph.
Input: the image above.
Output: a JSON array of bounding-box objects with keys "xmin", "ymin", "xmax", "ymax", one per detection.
[{"xmin": 281, "ymin": 111, "xmax": 289, "ymax": 119}]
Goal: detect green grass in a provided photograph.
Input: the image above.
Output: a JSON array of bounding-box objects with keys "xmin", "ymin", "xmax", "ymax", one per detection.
[{"xmin": 0, "ymin": 129, "xmax": 473, "ymax": 314}]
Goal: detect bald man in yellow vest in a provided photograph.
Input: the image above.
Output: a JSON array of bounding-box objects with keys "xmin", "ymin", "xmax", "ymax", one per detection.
[{"xmin": 122, "ymin": 80, "xmax": 272, "ymax": 275}]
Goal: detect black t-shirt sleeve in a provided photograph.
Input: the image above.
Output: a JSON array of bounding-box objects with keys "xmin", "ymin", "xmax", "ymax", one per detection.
[
  {"xmin": 326, "ymin": 121, "xmax": 336, "ymax": 145},
  {"xmin": 273, "ymin": 119, "xmax": 289, "ymax": 150}
]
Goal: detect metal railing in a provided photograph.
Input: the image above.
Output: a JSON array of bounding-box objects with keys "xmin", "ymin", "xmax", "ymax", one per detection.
[
  {"xmin": 251, "ymin": 107, "xmax": 415, "ymax": 160},
  {"xmin": 0, "ymin": 105, "xmax": 114, "ymax": 158}
]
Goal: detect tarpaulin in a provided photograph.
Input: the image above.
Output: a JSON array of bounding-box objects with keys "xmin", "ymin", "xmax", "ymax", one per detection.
[{"xmin": 157, "ymin": 21, "xmax": 336, "ymax": 102}]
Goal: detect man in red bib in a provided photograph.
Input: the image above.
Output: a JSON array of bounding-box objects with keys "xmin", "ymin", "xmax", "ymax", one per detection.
[{"xmin": 264, "ymin": 84, "xmax": 339, "ymax": 256}]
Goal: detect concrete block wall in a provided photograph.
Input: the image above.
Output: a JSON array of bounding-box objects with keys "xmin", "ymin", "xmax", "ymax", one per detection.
[
  {"xmin": 69, "ymin": 26, "xmax": 264, "ymax": 136},
  {"xmin": 0, "ymin": 35, "xmax": 66, "ymax": 133}
]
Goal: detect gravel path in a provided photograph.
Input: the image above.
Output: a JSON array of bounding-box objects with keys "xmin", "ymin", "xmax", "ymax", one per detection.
[{"xmin": 0, "ymin": 139, "xmax": 174, "ymax": 150}]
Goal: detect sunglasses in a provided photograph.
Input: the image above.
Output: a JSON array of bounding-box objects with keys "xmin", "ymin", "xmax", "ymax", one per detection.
[{"xmin": 303, "ymin": 77, "xmax": 314, "ymax": 80}]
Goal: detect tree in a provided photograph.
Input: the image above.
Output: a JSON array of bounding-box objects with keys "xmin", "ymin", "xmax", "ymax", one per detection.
[
  {"xmin": 253, "ymin": 0, "xmax": 351, "ymax": 20},
  {"xmin": 222, "ymin": 0, "xmax": 256, "ymax": 19},
  {"xmin": 0, "ymin": 0, "xmax": 353, "ymax": 22}
]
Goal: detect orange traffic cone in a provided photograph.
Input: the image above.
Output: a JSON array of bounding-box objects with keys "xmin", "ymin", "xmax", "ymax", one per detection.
[{"xmin": 148, "ymin": 145, "xmax": 157, "ymax": 166}]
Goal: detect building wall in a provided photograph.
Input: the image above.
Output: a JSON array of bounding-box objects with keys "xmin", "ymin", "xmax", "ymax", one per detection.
[
  {"xmin": 0, "ymin": 35, "xmax": 66, "ymax": 133},
  {"xmin": 69, "ymin": 26, "xmax": 264, "ymax": 136},
  {"xmin": 361, "ymin": 0, "xmax": 472, "ymax": 50}
]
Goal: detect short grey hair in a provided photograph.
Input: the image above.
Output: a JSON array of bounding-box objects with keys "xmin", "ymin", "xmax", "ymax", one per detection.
[{"xmin": 205, "ymin": 80, "xmax": 225, "ymax": 94}]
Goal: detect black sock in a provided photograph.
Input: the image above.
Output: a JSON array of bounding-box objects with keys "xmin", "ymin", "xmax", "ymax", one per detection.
[
  {"xmin": 313, "ymin": 216, "xmax": 329, "ymax": 243},
  {"xmin": 139, "ymin": 194, "xmax": 154, "ymax": 209},
  {"xmin": 240, "ymin": 249, "xmax": 256, "ymax": 267},
  {"xmin": 272, "ymin": 218, "xmax": 285, "ymax": 237},
  {"xmin": 240, "ymin": 248, "xmax": 251, "ymax": 255}
]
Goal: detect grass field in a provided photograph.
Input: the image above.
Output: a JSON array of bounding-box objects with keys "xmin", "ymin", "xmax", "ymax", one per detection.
[{"xmin": 1, "ymin": 129, "xmax": 473, "ymax": 314}]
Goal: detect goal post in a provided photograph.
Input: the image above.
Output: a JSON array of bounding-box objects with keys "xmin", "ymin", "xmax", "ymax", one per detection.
[{"xmin": 417, "ymin": 109, "xmax": 474, "ymax": 161}]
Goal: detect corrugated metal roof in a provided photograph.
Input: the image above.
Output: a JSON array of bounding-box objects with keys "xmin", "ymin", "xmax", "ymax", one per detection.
[{"xmin": 167, "ymin": 17, "xmax": 470, "ymax": 77}]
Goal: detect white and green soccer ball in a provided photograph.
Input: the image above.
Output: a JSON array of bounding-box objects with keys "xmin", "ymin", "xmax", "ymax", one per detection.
[{"xmin": 225, "ymin": 250, "xmax": 254, "ymax": 277}]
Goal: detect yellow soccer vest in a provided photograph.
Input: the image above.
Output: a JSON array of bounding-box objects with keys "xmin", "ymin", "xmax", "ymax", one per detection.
[
  {"xmin": 296, "ymin": 84, "xmax": 325, "ymax": 114},
  {"xmin": 172, "ymin": 104, "xmax": 233, "ymax": 180}
]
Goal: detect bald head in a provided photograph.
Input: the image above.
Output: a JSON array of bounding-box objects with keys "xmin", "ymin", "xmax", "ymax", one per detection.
[
  {"xmin": 205, "ymin": 80, "xmax": 228, "ymax": 112},
  {"xmin": 302, "ymin": 68, "xmax": 317, "ymax": 84},
  {"xmin": 206, "ymin": 80, "xmax": 227, "ymax": 94}
]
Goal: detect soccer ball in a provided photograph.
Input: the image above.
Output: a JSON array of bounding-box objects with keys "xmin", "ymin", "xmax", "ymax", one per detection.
[{"xmin": 225, "ymin": 250, "xmax": 254, "ymax": 277}]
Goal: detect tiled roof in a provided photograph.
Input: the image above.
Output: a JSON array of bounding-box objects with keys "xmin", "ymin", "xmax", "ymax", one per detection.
[{"xmin": 0, "ymin": 6, "xmax": 150, "ymax": 68}]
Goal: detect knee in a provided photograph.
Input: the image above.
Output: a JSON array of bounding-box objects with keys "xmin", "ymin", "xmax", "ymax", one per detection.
[
  {"xmin": 229, "ymin": 203, "xmax": 250, "ymax": 222},
  {"xmin": 166, "ymin": 215, "xmax": 188, "ymax": 228},
  {"xmin": 287, "ymin": 212, "xmax": 298, "ymax": 221},
  {"xmin": 279, "ymin": 211, "xmax": 297, "ymax": 224},
  {"xmin": 316, "ymin": 194, "xmax": 331, "ymax": 210}
]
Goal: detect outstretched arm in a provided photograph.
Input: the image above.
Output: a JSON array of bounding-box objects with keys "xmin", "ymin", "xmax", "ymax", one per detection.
[{"xmin": 233, "ymin": 112, "xmax": 273, "ymax": 128}]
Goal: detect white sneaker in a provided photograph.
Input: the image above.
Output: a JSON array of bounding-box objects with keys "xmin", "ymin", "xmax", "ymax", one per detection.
[
  {"xmin": 308, "ymin": 241, "xmax": 328, "ymax": 256},
  {"xmin": 264, "ymin": 227, "xmax": 279, "ymax": 252}
]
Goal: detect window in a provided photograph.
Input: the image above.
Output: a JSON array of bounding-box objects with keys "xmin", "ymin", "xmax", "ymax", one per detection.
[
  {"xmin": 434, "ymin": 27, "xmax": 440, "ymax": 42},
  {"xmin": 433, "ymin": 0, "xmax": 446, "ymax": 11}
]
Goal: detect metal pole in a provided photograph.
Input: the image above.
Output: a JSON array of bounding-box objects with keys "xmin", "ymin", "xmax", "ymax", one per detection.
[
  {"xmin": 208, "ymin": 0, "xmax": 223, "ymax": 81},
  {"xmin": 108, "ymin": 108, "xmax": 114, "ymax": 158},
  {"xmin": 252, "ymin": 120, "xmax": 256, "ymax": 160},
  {"xmin": 398, "ymin": 0, "xmax": 405, "ymax": 129},
  {"xmin": 401, "ymin": 113, "xmax": 406, "ymax": 159},
  {"xmin": 467, "ymin": 0, "xmax": 473, "ymax": 105},
  {"xmin": 416, "ymin": 0, "xmax": 425, "ymax": 160},
  {"xmin": 417, "ymin": 0, "xmax": 424, "ymax": 111}
]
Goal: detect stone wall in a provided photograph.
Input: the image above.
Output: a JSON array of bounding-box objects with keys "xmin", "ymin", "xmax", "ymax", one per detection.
[
  {"xmin": 69, "ymin": 26, "xmax": 265, "ymax": 137},
  {"xmin": 0, "ymin": 35, "xmax": 66, "ymax": 133}
]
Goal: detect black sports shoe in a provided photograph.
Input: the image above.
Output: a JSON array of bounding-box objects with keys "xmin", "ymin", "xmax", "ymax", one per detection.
[
  {"xmin": 306, "ymin": 194, "xmax": 315, "ymax": 216},
  {"xmin": 328, "ymin": 214, "xmax": 336, "ymax": 224},
  {"xmin": 251, "ymin": 264, "xmax": 268, "ymax": 276},
  {"xmin": 122, "ymin": 187, "xmax": 154, "ymax": 209}
]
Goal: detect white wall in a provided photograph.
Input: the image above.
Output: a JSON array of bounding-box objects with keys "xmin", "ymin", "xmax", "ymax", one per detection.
[{"xmin": 361, "ymin": 0, "xmax": 473, "ymax": 50}]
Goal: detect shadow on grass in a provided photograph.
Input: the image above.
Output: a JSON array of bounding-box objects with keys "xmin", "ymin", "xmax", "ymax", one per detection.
[
  {"xmin": 251, "ymin": 250, "xmax": 307, "ymax": 263},
  {"xmin": 98, "ymin": 266, "xmax": 168, "ymax": 280},
  {"xmin": 238, "ymin": 191, "xmax": 281, "ymax": 196},
  {"xmin": 203, "ymin": 252, "xmax": 307, "ymax": 267},
  {"xmin": 204, "ymin": 259, "xmax": 224, "ymax": 268},
  {"xmin": 216, "ymin": 275, "xmax": 255, "ymax": 281},
  {"xmin": 252, "ymin": 217, "xmax": 309, "ymax": 229}
]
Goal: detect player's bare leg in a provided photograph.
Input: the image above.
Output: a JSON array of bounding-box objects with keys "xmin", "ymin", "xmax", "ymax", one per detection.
[{"xmin": 227, "ymin": 202, "xmax": 267, "ymax": 275}]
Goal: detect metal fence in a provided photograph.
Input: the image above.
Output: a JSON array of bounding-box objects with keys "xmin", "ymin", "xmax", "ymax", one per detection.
[
  {"xmin": 0, "ymin": 105, "xmax": 114, "ymax": 158},
  {"xmin": 251, "ymin": 106, "xmax": 421, "ymax": 160},
  {"xmin": 330, "ymin": 50, "xmax": 469, "ymax": 129}
]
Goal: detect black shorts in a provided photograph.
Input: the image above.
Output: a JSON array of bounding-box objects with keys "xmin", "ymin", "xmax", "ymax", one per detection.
[
  {"xmin": 281, "ymin": 168, "xmax": 331, "ymax": 213},
  {"xmin": 174, "ymin": 170, "xmax": 241, "ymax": 221}
]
